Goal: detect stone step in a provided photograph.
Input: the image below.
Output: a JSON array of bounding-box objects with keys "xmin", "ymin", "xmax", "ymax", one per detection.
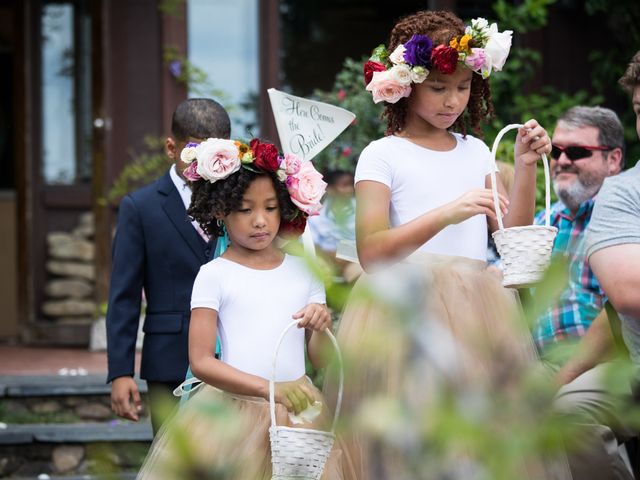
[
  {"xmin": 0, "ymin": 422, "xmax": 153, "ymax": 444},
  {"xmin": 0, "ymin": 422, "xmax": 151, "ymax": 477},
  {"xmin": 0, "ymin": 375, "xmax": 147, "ymax": 397},
  {"xmin": 13, "ymin": 473, "xmax": 137, "ymax": 480},
  {"xmin": 0, "ymin": 375, "xmax": 149, "ymax": 423}
]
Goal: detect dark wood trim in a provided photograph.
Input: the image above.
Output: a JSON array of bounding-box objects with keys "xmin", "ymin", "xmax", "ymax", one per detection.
[
  {"xmin": 13, "ymin": 0, "xmax": 28, "ymax": 339},
  {"xmin": 19, "ymin": 0, "xmax": 42, "ymax": 335},
  {"xmin": 43, "ymin": 185, "xmax": 92, "ymax": 208},
  {"xmin": 259, "ymin": 0, "xmax": 280, "ymax": 145},
  {"xmin": 160, "ymin": 0, "xmax": 188, "ymax": 134},
  {"xmin": 92, "ymin": 0, "xmax": 109, "ymax": 305}
]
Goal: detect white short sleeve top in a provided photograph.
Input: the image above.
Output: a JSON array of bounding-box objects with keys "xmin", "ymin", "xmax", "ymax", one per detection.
[
  {"xmin": 190, "ymin": 254, "xmax": 326, "ymax": 382},
  {"xmin": 355, "ymin": 134, "xmax": 493, "ymax": 261}
]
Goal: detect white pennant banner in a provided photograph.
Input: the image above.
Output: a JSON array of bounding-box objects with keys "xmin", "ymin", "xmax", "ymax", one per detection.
[{"xmin": 268, "ymin": 88, "xmax": 356, "ymax": 162}]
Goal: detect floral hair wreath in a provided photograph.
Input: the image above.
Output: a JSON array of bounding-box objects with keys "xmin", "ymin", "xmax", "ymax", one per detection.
[
  {"xmin": 180, "ymin": 138, "xmax": 327, "ymax": 236},
  {"xmin": 364, "ymin": 17, "xmax": 513, "ymax": 104}
]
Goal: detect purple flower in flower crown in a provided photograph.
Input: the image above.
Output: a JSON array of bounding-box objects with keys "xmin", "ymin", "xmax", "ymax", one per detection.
[{"xmin": 403, "ymin": 35, "xmax": 433, "ymax": 68}]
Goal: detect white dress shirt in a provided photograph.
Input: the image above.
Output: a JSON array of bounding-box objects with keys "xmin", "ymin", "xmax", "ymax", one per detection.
[{"xmin": 169, "ymin": 164, "xmax": 209, "ymax": 242}]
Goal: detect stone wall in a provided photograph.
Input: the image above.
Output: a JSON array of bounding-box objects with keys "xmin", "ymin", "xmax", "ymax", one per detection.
[{"xmin": 42, "ymin": 213, "xmax": 96, "ymax": 326}]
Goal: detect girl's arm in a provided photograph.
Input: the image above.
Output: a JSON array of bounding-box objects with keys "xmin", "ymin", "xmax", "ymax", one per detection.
[
  {"xmin": 488, "ymin": 119, "xmax": 552, "ymax": 231},
  {"xmin": 189, "ymin": 307, "xmax": 315, "ymax": 413},
  {"xmin": 294, "ymin": 303, "xmax": 332, "ymax": 370},
  {"xmin": 356, "ymin": 181, "xmax": 508, "ymax": 270},
  {"xmin": 189, "ymin": 308, "xmax": 270, "ymax": 398}
]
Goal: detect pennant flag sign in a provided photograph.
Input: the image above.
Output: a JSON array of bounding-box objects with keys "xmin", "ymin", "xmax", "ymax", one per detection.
[
  {"xmin": 268, "ymin": 88, "xmax": 356, "ymax": 260},
  {"xmin": 267, "ymin": 88, "xmax": 356, "ymax": 161}
]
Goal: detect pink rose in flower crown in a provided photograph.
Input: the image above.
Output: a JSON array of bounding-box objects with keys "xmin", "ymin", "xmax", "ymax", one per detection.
[
  {"xmin": 365, "ymin": 70, "xmax": 412, "ymax": 104},
  {"xmin": 249, "ymin": 138, "xmax": 280, "ymax": 172},
  {"xmin": 183, "ymin": 161, "xmax": 202, "ymax": 181},
  {"xmin": 281, "ymin": 153, "xmax": 302, "ymax": 175},
  {"xmin": 286, "ymin": 161, "xmax": 327, "ymax": 216},
  {"xmin": 195, "ymin": 138, "xmax": 241, "ymax": 183},
  {"xmin": 464, "ymin": 48, "xmax": 486, "ymax": 72}
]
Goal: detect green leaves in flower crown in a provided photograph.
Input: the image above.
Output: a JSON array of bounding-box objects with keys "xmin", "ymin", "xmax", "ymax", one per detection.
[{"xmin": 370, "ymin": 44, "xmax": 390, "ymax": 66}]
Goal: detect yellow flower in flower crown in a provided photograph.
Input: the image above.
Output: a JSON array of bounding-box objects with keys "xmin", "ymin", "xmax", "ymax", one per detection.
[
  {"xmin": 459, "ymin": 34, "xmax": 472, "ymax": 52},
  {"xmin": 235, "ymin": 141, "xmax": 249, "ymax": 155},
  {"xmin": 449, "ymin": 37, "xmax": 459, "ymax": 50}
]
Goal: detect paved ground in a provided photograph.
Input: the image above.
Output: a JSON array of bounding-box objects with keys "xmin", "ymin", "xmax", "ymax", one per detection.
[{"xmin": 0, "ymin": 346, "xmax": 140, "ymax": 376}]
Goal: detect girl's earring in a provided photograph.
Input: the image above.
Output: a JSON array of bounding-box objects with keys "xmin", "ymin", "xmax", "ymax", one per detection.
[{"xmin": 216, "ymin": 219, "xmax": 223, "ymax": 228}]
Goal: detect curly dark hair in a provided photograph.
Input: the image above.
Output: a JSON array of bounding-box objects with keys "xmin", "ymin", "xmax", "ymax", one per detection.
[
  {"xmin": 382, "ymin": 10, "xmax": 494, "ymax": 137},
  {"xmin": 187, "ymin": 169, "xmax": 298, "ymax": 237},
  {"xmin": 619, "ymin": 50, "xmax": 640, "ymax": 94}
]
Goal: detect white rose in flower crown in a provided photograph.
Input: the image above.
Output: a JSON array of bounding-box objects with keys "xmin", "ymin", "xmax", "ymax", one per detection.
[
  {"xmin": 471, "ymin": 17, "xmax": 489, "ymax": 33},
  {"xmin": 484, "ymin": 24, "xmax": 512, "ymax": 72},
  {"xmin": 195, "ymin": 138, "xmax": 241, "ymax": 183},
  {"xmin": 366, "ymin": 70, "xmax": 412, "ymax": 104},
  {"xmin": 276, "ymin": 168, "xmax": 288, "ymax": 182},
  {"xmin": 180, "ymin": 146, "xmax": 197, "ymax": 164},
  {"xmin": 410, "ymin": 66, "xmax": 429, "ymax": 84},
  {"xmin": 390, "ymin": 64, "xmax": 413, "ymax": 86},
  {"xmin": 389, "ymin": 44, "xmax": 407, "ymax": 65}
]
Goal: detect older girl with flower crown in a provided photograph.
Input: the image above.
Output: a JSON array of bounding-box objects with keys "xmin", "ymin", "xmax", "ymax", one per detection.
[
  {"xmin": 325, "ymin": 10, "xmax": 571, "ymax": 479},
  {"xmin": 137, "ymin": 138, "xmax": 347, "ymax": 479}
]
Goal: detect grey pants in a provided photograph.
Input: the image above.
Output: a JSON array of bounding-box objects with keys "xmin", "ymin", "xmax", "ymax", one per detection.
[{"xmin": 554, "ymin": 363, "xmax": 636, "ymax": 480}]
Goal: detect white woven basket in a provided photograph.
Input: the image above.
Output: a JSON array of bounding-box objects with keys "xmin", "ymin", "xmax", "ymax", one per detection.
[
  {"xmin": 489, "ymin": 124, "xmax": 558, "ymax": 288},
  {"xmin": 269, "ymin": 320, "xmax": 344, "ymax": 480}
]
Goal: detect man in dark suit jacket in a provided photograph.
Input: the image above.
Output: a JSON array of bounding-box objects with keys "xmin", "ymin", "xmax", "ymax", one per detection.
[{"xmin": 106, "ymin": 98, "xmax": 230, "ymax": 433}]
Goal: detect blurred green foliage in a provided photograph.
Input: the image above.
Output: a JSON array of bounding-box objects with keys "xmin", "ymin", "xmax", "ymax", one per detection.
[
  {"xmin": 312, "ymin": 58, "xmax": 385, "ymax": 174},
  {"xmin": 133, "ymin": 252, "xmax": 640, "ymax": 479},
  {"xmin": 104, "ymin": 135, "xmax": 169, "ymax": 206}
]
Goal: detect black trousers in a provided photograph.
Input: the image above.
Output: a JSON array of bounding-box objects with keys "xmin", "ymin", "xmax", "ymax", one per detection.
[{"xmin": 146, "ymin": 380, "xmax": 181, "ymax": 435}]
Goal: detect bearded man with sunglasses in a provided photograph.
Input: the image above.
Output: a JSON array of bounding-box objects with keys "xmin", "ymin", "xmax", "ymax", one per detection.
[
  {"xmin": 530, "ymin": 106, "xmax": 631, "ymax": 480},
  {"xmin": 533, "ymin": 106, "xmax": 624, "ymax": 357}
]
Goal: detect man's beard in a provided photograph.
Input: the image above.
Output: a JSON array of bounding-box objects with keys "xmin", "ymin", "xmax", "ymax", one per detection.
[{"xmin": 553, "ymin": 170, "xmax": 605, "ymax": 212}]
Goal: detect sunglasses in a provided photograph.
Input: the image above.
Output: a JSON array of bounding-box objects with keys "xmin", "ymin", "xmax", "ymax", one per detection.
[{"xmin": 550, "ymin": 144, "xmax": 611, "ymax": 161}]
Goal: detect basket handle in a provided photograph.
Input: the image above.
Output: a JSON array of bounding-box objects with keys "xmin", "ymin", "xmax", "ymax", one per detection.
[
  {"xmin": 269, "ymin": 319, "xmax": 344, "ymax": 434},
  {"xmin": 489, "ymin": 123, "xmax": 552, "ymax": 231}
]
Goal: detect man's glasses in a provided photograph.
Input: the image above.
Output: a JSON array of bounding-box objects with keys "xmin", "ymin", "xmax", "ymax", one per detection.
[{"xmin": 550, "ymin": 144, "xmax": 611, "ymax": 161}]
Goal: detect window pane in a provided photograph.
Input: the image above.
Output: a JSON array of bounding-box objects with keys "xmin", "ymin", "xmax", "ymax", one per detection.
[
  {"xmin": 41, "ymin": 3, "xmax": 76, "ymax": 184},
  {"xmin": 187, "ymin": 0, "xmax": 259, "ymax": 137},
  {"xmin": 40, "ymin": 1, "xmax": 92, "ymax": 185}
]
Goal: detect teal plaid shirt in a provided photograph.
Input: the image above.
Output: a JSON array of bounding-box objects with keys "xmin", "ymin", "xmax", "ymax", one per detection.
[{"xmin": 532, "ymin": 199, "xmax": 606, "ymax": 354}]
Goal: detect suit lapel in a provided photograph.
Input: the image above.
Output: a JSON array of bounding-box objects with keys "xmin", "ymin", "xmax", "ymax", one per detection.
[{"xmin": 158, "ymin": 170, "xmax": 207, "ymax": 263}]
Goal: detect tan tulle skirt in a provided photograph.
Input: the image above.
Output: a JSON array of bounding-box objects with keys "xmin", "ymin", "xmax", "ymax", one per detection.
[
  {"xmin": 137, "ymin": 382, "xmax": 347, "ymax": 479},
  {"xmin": 324, "ymin": 254, "xmax": 572, "ymax": 480}
]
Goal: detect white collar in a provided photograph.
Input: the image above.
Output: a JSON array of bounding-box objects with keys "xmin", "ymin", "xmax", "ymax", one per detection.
[{"xmin": 169, "ymin": 164, "xmax": 192, "ymax": 210}]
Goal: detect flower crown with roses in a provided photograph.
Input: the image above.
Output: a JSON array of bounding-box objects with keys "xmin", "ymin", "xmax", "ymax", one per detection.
[
  {"xmin": 364, "ymin": 17, "xmax": 513, "ymax": 104},
  {"xmin": 180, "ymin": 137, "xmax": 327, "ymax": 235}
]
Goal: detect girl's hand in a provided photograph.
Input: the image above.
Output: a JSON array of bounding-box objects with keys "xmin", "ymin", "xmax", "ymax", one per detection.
[
  {"xmin": 274, "ymin": 376, "xmax": 316, "ymax": 414},
  {"xmin": 446, "ymin": 188, "xmax": 509, "ymax": 225},
  {"xmin": 515, "ymin": 119, "xmax": 552, "ymax": 166},
  {"xmin": 292, "ymin": 303, "xmax": 331, "ymax": 332}
]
